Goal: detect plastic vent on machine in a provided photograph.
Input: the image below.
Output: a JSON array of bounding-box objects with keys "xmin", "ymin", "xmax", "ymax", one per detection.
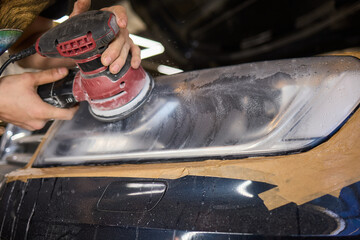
[{"xmin": 57, "ymin": 33, "xmax": 96, "ymax": 57}]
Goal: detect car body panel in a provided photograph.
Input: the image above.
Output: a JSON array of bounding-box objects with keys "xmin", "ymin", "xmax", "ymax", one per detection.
[
  {"xmin": 2, "ymin": 176, "xmax": 357, "ymax": 239},
  {"xmin": 5, "ymin": 101, "xmax": 360, "ymax": 210},
  {"xmin": 1, "ymin": 56, "xmax": 360, "ymax": 239}
]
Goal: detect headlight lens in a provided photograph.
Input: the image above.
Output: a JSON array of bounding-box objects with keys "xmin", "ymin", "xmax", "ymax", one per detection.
[
  {"xmin": 0, "ymin": 124, "xmax": 32, "ymax": 163},
  {"xmin": 35, "ymin": 56, "xmax": 360, "ymax": 166}
]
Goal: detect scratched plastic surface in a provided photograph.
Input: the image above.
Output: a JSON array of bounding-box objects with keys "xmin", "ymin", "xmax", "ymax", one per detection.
[{"xmin": 35, "ymin": 56, "xmax": 360, "ymax": 165}]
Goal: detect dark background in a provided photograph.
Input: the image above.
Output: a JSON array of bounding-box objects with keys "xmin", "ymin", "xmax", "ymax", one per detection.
[{"xmin": 90, "ymin": 0, "xmax": 360, "ymax": 76}]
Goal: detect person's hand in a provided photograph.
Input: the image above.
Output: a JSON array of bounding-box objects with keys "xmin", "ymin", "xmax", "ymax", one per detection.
[
  {"xmin": 17, "ymin": 2, "xmax": 141, "ymax": 74},
  {"xmin": 69, "ymin": 0, "xmax": 91, "ymax": 17},
  {"xmin": 100, "ymin": 5, "xmax": 141, "ymax": 74},
  {"xmin": 69, "ymin": 2, "xmax": 141, "ymax": 73},
  {"xmin": 0, "ymin": 68, "xmax": 78, "ymax": 131}
]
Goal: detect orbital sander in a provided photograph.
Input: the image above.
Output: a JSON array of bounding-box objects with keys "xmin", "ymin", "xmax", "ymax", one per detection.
[{"xmin": 0, "ymin": 10, "xmax": 154, "ymax": 121}]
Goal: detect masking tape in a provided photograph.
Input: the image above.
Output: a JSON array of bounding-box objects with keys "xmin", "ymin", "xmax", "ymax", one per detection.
[{"xmin": 6, "ymin": 104, "xmax": 360, "ymax": 211}]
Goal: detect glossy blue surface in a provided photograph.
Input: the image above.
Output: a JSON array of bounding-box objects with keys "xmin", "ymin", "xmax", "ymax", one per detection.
[{"xmin": 1, "ymin": 176, "xmax": 360, "ymax": 238}]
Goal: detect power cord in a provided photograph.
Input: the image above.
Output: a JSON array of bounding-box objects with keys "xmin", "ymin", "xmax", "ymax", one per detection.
[{"xmin": 0, "ymin": 45, "xmax": 36, "ymax": 76}]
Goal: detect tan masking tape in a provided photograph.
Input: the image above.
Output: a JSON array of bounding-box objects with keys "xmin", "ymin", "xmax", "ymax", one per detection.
[
  {"xmin": 6, "ymin": 50, "xmax": 360, "ymax": 210},
  {"xmin": 6, "ymin": 107, "xmax": 360, "ymax": 210}
]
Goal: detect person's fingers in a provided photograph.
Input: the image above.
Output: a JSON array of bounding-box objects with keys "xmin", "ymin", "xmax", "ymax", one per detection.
[
  {"xmin": 102, "ymin": 38, "xmax": 141, "ymax": 71},
  {"xmin": 70, "ymin": 0, "xmax": 91, "ymax": 17},
  {"xmin": 50, "ymin": 105, "xmax": 79, "ymax": 120},
  {"xmin": 26, "ymin": 120, "xmax": 47, "ymax": 131},
  {"xmin": 101, "ymin": 6, "xmax": 128, "ymax": 28},
  {"xmin": 13, "ymin": 123, "xmax": 35, "ymax": 131},
  {"xmin": 130, "ymin": 41, "xmax": 141, "ymax": 69},
  {"xmin": 109, "ymin": 42, "xmax": 130, "ymax": 74},
  {"xmin": 99, "ymin": 6, "xmax": 142, "ymax": 70},
  {"xmin": 15, "ymin": 99, "xmax": 78, "ymax": 130},
  {"xmin": 38, "ymin": 103, "xmax": 79, "ymax": 121},
  {"xmin": 0, "ymin": 116, "xmax": 36, "ymax": 131},
  {"xmin": 32, "ymin": 68, "xmax": 68, "ymax": 86},
  {"xmin": 0, "ymin": 70, "xmax": 78, "ymax": 131},
  {"xmin": 101, "ymin": 32, "xmax": 126, "ymax": 67}
]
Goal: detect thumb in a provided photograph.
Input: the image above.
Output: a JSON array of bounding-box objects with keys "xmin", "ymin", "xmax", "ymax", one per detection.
[
  {"xmin": 33, "ymin": 68, "xmax": 69, "ymax": 86},
  {"xmin": 70, "ymin": 0, "xmax": 91, "ymax": 17},
  {"xmin": 42, "ymin": 104, "xmax": 80, "ymax": 120}
]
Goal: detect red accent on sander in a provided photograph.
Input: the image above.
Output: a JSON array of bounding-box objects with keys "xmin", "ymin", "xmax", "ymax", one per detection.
[
  {"xmin": 73, "ymin": 65, "xmax": 152, "ymax": 118},
  {"xmin": 35, "ymin": 10, "xmax": 154, "ymax": 121}
]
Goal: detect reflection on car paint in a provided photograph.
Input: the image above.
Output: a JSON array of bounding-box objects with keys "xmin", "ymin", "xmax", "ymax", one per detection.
[{"xmin": 2, "ymin": 176, "xmax": 360, "ymax": 238}]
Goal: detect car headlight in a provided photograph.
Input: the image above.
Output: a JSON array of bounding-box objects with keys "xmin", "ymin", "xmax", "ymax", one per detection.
[{"xmin": 35, "ymin": 56, "xmax": 360, "ymax": 166}]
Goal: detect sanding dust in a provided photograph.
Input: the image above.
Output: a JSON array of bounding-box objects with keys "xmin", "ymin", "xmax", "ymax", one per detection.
[{"xmin": 6, "ymin": 105, "xmax": 360, "ymax": 211}]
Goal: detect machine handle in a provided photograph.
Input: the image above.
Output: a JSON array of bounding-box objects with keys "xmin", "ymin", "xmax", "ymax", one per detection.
[{"xmin": 37, "ymin": 69, "xmax": 79, "ymax": 108}]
